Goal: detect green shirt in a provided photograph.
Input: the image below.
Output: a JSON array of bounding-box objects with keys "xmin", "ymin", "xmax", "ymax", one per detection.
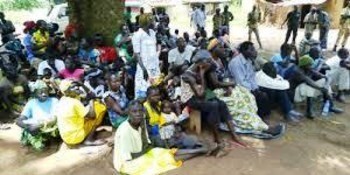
[
  {"xmin": 213, "ymin": 14, "xmax": 224, "ymax": 30},
  {"xmin": 222, "ymin": 11, "xmax": 234, "ymax": 25}
]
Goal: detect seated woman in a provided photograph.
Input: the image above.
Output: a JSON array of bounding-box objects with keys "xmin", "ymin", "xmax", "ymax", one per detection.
[
  {"xmin": 16, "ymin": 80, "xmax": 59, "ymax": 151},
  {"xmin": 113, "ymin": 100, "xmax": 211, "ymax": 175},
  {"xmin": 287, "ymin": 56, "xmax": 343, "ymax": 118},
  {"xmin": 103, "ymin": 72, "xmax": 129, "ymax": 128},
  {"xmin": 55, "ymin": 80, "xmax": 107, "ymax": 146},
  {"xmin": 181, "ymin": 50, "xmax": 246, "ymax": 149},
  {"xmin": 59, "ymin": 57, "xmax": 85, "ymax": 81},
  {"xmin": 208, "ymin": 44, "xmax": 285, "ymax": 139},
  {"xmin": 0, "ymin": 62, "xmax": 30, "ymax": 114}
]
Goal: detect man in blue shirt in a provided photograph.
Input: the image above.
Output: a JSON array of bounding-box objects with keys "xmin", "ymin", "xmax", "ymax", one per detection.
[
  {"xmin": 229, "ymin": 41, "xmax": 301, "ymax": 123},
  {"xmin": 22, "ymin": 21, "xmax": 36, "ymax": 63}
]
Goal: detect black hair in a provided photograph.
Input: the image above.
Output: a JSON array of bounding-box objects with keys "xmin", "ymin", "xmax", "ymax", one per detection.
[
  {"xmin": 146, "ymin": 86, "xmax": 159, "ymax": 97},
  {"xmin": 238, "ymin": 41, "xmax": 254, "ymax": 53},
  {"xmin": 308, "ymin": 47, "xmax": 320, "ymax": 58},
  {"xmin": 127, "ymin": 100, "xmax": 144, "ymax": 112},
  {"xmin": 175, "ymin": 29, "xmax": 179, "ymax": 34},
  {"xmin": 337, "ymin": 48, "xmax": 349, "ymax": 58}
]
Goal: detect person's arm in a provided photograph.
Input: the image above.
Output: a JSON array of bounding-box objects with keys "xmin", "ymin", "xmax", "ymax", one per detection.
[
  {"xmin": 229, "ymin": 60, "xmax": 252, "ymax": 90},
  {"xmin": 281, "ymin": 13, "xmax": 291, "ymax": 27},
  {"xmin": 208, "ymin": 70, "xmax": 235, "ymax": 88},
  {"xmin": 230, "ymin": 12, "xmax": 234, "ymax": 21},
  {"xmin": 84, "ymin": 100, "xmax": 96, "ymax": 119},
  {"xmin": 340, "ymin": 60, "xmax": 350, "ymax": 69},
  {"xmin": 105, "ymin": 96, "xmax": 127, "ymax": 116},
  {"xmin": 132, "ymin": 32, "xmax": 149, "ymax": 80},
  {"xmin": 297, "ymin": 70, "xmax": 326, "ymax": 91},
  {"xmin": 182, "ymin": 73, "xmax": 205, "ymax": 98}
]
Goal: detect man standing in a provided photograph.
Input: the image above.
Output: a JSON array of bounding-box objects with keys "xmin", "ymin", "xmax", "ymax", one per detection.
[
  {"xmin": 0, "ymin": 12, "xmax": 15, "ymax": 44},
  {"xmin": 191, "ymin": 5, "xmax": 206, "ymax": 32},
  {"xmin": 222, "ymin": 5, "xmax": 234, "ymax": 34},
  {"xmin": 303, "ymin": 7, "xmax": 318, "ymax": 37},
  {"xmin": 317, "ymin": 9, "xmax": 330, "ymax": 50},
  {"xmin": 282, "ymin": 6, "xmax": 300, "ymax": 44},
  {"xmin": 333, "ymin": 2, "xmax": 350, "ymax": 51},
  {"xmin": 124, "ymin": 7, "xmax": 133, "ymax": 31},
  {"xmin": 213, "ymin": 8, "xmax": 224, "ymax": 33},
  {"xmin": 247, "ymin": 6, "xmax": 263, "ymax": 49}
]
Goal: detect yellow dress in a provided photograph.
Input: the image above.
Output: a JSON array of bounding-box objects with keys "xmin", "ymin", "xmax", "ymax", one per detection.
[
  {"xmin": 143, "ymin": 101, "xmax": 166, "ymax": 126},
  {"xmin": 114, "ymin": 121, "xmax": 182, "ymax": 175},
  {"xmin": 56, "ymin": 97, "xmax": 106, "ymax": 145}
]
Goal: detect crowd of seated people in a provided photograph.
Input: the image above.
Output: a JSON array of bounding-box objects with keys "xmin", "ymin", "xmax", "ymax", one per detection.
[{"xmin": 0, "ymin": 6, "xmax": 348, "ymax": 175}]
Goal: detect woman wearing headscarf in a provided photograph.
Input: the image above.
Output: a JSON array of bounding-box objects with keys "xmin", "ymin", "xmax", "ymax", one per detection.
[
  {"xmin": 55, "ymin": 80, "xmax": 107, "ymax": 146},
  {"xmin": 16, "ymin": 80, "xmax": 59, "ymax": 151}
]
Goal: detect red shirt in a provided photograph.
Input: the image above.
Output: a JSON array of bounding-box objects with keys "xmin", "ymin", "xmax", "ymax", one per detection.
[{"xmin": 97, "ymin": 46, "xmax": 118, "ymax": 64}]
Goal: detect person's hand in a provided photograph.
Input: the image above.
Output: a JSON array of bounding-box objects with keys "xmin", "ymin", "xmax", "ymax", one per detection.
[
  {"xmin": 143, "ymin": 69, "xmax": 149, "ymax": 80},
  {"xmin": 224, "ymin": 87, "xmax": 233, "ymax": 97}
]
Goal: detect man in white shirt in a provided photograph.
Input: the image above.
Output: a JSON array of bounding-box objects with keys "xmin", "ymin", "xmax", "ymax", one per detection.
[
  {"xmin": 168, "ymin": 37, "xmax": 195, "ymax": 75},
  {"xmin": 326, "ymin": 48, "xmax": 350, "ymax": 102}
]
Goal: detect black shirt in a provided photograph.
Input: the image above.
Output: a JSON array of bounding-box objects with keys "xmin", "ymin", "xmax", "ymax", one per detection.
[{"xmin": 287, "ymin": 11, "xmax": 301, "ymax": 28}]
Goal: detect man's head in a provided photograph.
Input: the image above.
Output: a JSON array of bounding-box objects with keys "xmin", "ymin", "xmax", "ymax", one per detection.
[
  {"xmin": 293, "ymin": 6, "xmax": 298, "ymax": 11},
  {"xmin": 280, "ymin": 43, "xmax": 293, "ymax": 57},
  {"xmin": 216, "ymin": 8, "xmax": 221, "ymax": 15},
  {"xmin": 140, "ymin": 7, "xmax": 144, "ymax": 14},
  {"xmin": 224, "ymin": 5, "xmax": 229, "ymax": 12},
  {"xmin": 126, "ymin": 7, "xmax": 131, "ymax": 12},
  {"xmin": 176, "ymin": 37, "xmax": 186, "ymax": 53},
  {"xmin": 337, "ymin": 48, "xmax": 349, "ymax": 60},
  {"xmin": 183, "ymin": 32, "xmax": 190, "ymax": 41},
  {"xmin": 239, "ymin": 41, "xmax": 257, "ymax": 60},
  {"xmin": 127, "ymin": 100, "xmax": 145, "ymax": 128},
  {"xmin": 146, "ymin": 86, "xmax": 161, "ymax": 105},
  {"xmin": 175, "ymin": 29, "xmax": 179, "ymax": 35},
  {"xmin": 33, "ymin": 80, "xmax": 49, "ymax": 102},
  {"xmin": 43, "ymin": 68, "xmax": 52, "ymax": 79},
  {"xmin": 311, "ymin": 7, "xmax": 317, "ymax": 14},
  {"xmin": 139, "ymin": 13, "xmax": 154, "ymax": 29},
  {"xmin": 305, "ymin": 32, "xmax": 312, "ymax": 40},
  {"xmin": 201, "ymin": 4, "xmax": 205, "ymax": 11},
  {"xmin": 308, "ymin": 47, "xmax": 321, "ymax": 59}
]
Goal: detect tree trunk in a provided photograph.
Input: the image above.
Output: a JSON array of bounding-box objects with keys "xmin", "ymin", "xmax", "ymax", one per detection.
[
  {"xmin": 67, "ymin": 0, "xmax": 124, "ymax": 45},
  {"xmin": 323, "ymin": 0, "xmax": 345, "ymax": 29}
]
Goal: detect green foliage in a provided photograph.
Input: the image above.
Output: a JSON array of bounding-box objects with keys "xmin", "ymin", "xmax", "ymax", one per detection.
[{"xmin": 0, "ymin": 0, "xmax": 42, "ymax": 11}]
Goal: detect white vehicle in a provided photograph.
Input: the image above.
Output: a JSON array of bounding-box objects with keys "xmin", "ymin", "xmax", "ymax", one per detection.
[{"xmin": 47, "ymin": 3, "xmax": 69, "ymax": 33}]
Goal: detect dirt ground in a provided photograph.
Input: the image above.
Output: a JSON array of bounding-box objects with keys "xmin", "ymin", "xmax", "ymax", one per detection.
[{"xmin": 1, "ymin": 25, "xmax": 350, "ymax": 175}]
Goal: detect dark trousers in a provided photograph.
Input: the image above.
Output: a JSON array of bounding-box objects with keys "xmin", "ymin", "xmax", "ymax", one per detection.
[
  {"xmin": 252, "ymin": 90, "xmax": 271, "ymax": 119},
  {"xmin": 285, "ymin": 26, "xmax": 298, "ymax": 43},
  {"xmin": 187, "ymin": 97, "xmax": 231, "ymax": 125},
  {"xmin": 260, "ymin": 88, "xmax": 293, "ymax": 115},
  {"xmin": 319, "ymin": 26, "xmax": 329, "ymax": 49}
]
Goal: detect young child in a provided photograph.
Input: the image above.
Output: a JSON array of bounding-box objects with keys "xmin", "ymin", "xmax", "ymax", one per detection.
[{"xmin": 159, "ymin": 100, "xmax": 188, "ymax": 147}]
